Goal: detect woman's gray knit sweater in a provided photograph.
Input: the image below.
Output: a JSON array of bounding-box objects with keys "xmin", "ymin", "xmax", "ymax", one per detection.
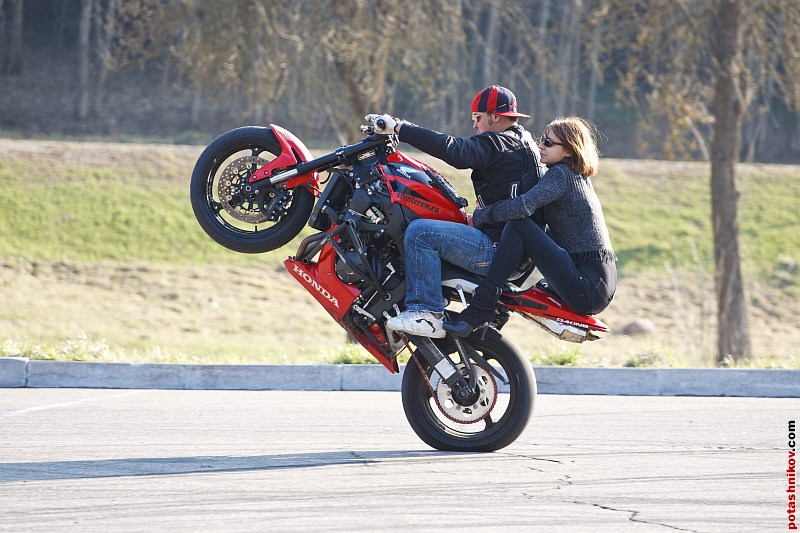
[{"xmin": 472, "ymin": 162, "xmax": 616, "ymax": 264}]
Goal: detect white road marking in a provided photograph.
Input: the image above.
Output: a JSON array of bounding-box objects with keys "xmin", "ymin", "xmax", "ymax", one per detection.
[{"xmin": 0, "ymin": 390, "xmax": 143, "ymax": 419}]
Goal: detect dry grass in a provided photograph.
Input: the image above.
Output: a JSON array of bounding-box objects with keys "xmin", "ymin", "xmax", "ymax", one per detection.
[{"xmin": 2, "ymin": 255, "xmax": 798, "ymax": 368}]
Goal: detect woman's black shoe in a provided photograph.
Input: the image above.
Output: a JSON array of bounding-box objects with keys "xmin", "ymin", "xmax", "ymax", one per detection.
[
  {"xmin": 443, "ymin": 284, "xmax": 499, "ymax": 337},
  {"xmin": 442, "ymin": 318, "xmax": 479, "ymax": 337}
]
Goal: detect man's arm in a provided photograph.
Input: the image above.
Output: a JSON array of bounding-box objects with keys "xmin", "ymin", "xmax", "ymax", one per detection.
[{"xmin": 398, "ymin": 124, "xmax": 498, "ymax": 170}]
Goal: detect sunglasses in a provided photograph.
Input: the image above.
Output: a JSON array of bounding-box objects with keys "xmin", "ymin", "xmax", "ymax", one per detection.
[
  {"xmin": 472, "ymin": 113, "xmax": 485, "ymax": 122},
  {"xmin": 539, "ymin": 136, "xmax": 565, "ymax": 148}
]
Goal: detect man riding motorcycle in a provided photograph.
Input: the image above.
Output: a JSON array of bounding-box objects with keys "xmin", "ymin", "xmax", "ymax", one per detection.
[{"xmin": 366, "ymin": 84, "xmax": 546, "ymax": 337}]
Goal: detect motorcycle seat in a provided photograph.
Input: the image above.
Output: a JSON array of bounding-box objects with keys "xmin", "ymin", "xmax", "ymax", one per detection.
[{"xmin": 439, "ymin": 262, "xmax": 533, "ymax": 294}]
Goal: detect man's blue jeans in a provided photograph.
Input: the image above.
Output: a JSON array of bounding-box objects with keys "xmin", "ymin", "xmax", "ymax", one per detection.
[{"xmin": 403, "ymin": 218, "xmax": 496, "ymax": 314}]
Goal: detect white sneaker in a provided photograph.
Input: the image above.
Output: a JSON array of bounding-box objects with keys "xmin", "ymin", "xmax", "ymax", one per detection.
[{"xmin": 386, "ymin": 310, "xmax": 446, "ymax": 338}]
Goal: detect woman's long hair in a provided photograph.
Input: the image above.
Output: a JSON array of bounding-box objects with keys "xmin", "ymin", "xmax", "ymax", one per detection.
[{"xmin": 546, "ymin": 117, "xmax": 600, "ymax": 177}]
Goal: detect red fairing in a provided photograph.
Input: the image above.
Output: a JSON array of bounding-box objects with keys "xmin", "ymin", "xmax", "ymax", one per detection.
[
  {"xmin": 284, "ymin": 247, "xmax": 359, "ymax": 323},
  {"xmin": 380, "ymin": 154, "xmax": 467, "ymax": 223},
  {"xmin": 284, "ymin": 246, "xmax": 397, "ymax": 373},
  {"xmin": 248, "ymin": 124, "xmax": 320, "ymax": 193},
  {"xmin": 386, "ymin": 178, "xmax": 463, "ymax": 223},
  {"xmin": 348, "ymin": 325, "xmax": 397, "ymax": 373},
  {"xmin": 381, "ymin": 178, "xmax": 465, "ymax": 225},
  {"xmin": 387, "ymin": 151, "xmax": 436, "ymax": 172},
  {"xmin": 501, "ymin": 285, "xmax": 610, "ymax": 332}
]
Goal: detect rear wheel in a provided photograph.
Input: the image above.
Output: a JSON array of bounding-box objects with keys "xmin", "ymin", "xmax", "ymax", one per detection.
[
  {"xmin": 190, "ymin": 126, "xmax": 315, "ymax": 254},
  {"xmin": 401, "ymin": 329, "xmax": 536, "ymax": 452}
]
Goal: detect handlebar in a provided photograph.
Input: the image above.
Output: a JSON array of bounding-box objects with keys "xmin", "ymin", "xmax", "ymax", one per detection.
[
  {"xmin": 360, "ymin": 117, "xmax": 390, "ymax": 136},
  {"xmin": 271, "ymin": 135, "xmax": 393, "ymax": 185}
]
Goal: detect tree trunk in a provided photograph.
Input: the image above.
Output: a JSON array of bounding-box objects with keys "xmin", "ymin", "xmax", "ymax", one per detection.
[
  {"xmin": 55, "ymin": 0, "xmax": 67, "ymax": 48},
  {"xmin": 93, "ymin": 0, "xmax": 118, "ymax": 113},
  {"xmin": 331, "ymin": 56, "xmax": 380, "ymax": 142},
  {"xmin": 76, "ymin": 0, "xmax": 94, "ymax": 120},
  {"xmin": 4, "ymin": 0, "xmax": 23, "ymax": 75},
  {"xmin": 586, "ymin": 1, "xmax": 608, "ymax": 121},
  {"xmin": 555, "ymin": 0, "xmax": 574, "ymax": 116},
  {"xmin": 190, "ymin": 86, "xmax": 202, "ymax": 127},
  {"xmin": 568, "ymin": 0, "xmax": 583, "ymax": 113},
  {"xmin": 710, "ymin": 0, "xmax": 751, "ymax": 364},
  {"xmin": 481, "ymin": 0, "xmax": 499, "ymax": 87},
  {"xmin": 0, "ymin": 0, "xmax": 6, "ymax": 68},
  {"xmin": 535, "ymin": 0, "xmax": 551, "ymax": 122}
]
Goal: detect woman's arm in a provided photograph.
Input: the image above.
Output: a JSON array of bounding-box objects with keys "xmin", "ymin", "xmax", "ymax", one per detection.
[{"xmin": 473, "ymin": 164, "xmax": 570, "ymax": 227}]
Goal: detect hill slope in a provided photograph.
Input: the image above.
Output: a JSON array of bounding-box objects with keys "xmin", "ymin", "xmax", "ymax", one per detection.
[{"xmin": 0, "ymin": 139, "xmax": 798, "ymax": 367}]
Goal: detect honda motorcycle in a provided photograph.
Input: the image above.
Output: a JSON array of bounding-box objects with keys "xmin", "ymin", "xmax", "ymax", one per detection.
[{"xmin": 190, "ymin": 120, "xmax": 610, "ymax": 452}]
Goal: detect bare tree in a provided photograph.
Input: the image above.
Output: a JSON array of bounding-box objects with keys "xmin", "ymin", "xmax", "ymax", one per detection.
[
  {"xmin": 585, "ymin": 1, "xmax": 610, "ymax": 121},
  {"xmin": 110, "ymin": 0, "xmax": 302, "ymax": 128},
  {"xmin": 0, "ymin": 0, "xmax": 6, "ymax": 69},
  {"xmin": 610, "ymin": 0, "xmax": 800, "ymax": 364},
  {"xmin": 76, "ymin": 0, "xmax": 94, "ymax": 120},
  {"xmin": 709, "ymin": 0, "xmax": 750, "ymax": 364},
  {"xmin": 481, "ymin": 0, "xmax": 500, "ymax": 87},
  {"xmin": 3, "ymin": 0, "xmax": 23, "ymax": 75},
  {"xmin": 93, "ymin": 0, "xmax": 119, "ymax": 112},
  {"xmin": 534, "ymin": 0, "xmax": 552, "ymax": 121},
  {"xmin": 302, "ymin": 0, "xmax": 466, "ymax": 140}
]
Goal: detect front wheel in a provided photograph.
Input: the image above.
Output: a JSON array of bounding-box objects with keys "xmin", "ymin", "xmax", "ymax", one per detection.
[
  {"xmin": 401, "ymin": 329, "xmax": 536, "ymax": 452},
  {"xmin": 190, "ymin": 126, "xmax": 315, "ymax": 254}
]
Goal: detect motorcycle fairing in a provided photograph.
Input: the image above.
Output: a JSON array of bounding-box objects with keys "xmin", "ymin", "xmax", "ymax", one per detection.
[
  {"xmin": 346, "ymin": 324, "xmax": 398, "ymax": 373},
  {"xmin": 384, "ymin": 174, "xmax": 466, "ymax": 223},
  {"xmin": 387, "ymin": 151, "xmax": 439, "ymax": 175},
  {"xmin": 284, "ymin": 246, "xmax": 398, "ymax": 373},
  {"xmin": 442, "ymin": 272, "xmax": 609, "ymax": 333},
  {"xmin": 285, "ymin": 246, "xmax": 360, "ymax": 321},
  {"xmin": 248, "ymin": 124, "xmax": 320, "ymax": 192},
  {"xmin": 501, "ymin": 286, "xmax": 610, "ymax": 332}
]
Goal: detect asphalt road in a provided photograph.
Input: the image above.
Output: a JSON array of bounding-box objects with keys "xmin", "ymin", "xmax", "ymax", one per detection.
[{"xmin": 0, "ymin": 389, "xmax": 796, "ymax": 532}]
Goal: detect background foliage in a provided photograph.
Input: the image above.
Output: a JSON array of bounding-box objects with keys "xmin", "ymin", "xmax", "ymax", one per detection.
[
  {"xmin": 1, "ymin": 0, "xmax": 799, "ymax": 367},
  {"xmin": 1, "ymin": 0, "xmax": 799, "ymax": 163}
]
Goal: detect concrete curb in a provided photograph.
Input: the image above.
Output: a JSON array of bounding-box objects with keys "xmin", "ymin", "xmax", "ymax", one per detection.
[
  {"xmin": 0, "ymin": 357, "xmax": 27, "ymax": 388},
  {"xmin": 2, "ymin": 357, "xmax": 798, "ymax": 397}
]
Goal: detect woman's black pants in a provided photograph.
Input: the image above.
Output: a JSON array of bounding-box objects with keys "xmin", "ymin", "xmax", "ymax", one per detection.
[{"xmin": 483, "ymin": 218, "xmax": 616, "ymax": 315}]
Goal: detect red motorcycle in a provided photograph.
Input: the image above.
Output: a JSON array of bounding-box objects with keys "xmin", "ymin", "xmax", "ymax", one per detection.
[{"xmin": 190, "ymin": 122, "xmax": 609, "ymax": 452}]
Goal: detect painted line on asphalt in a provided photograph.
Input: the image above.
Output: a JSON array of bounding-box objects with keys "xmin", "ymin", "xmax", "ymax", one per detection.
[{"xmin": 0, "ymin": 390, "xmax": 143, "ymax": 419}]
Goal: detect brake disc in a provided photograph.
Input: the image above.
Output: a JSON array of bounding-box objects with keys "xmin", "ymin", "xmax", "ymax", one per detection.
[
  {"xmin": 217, "ymin": 155, "xmax": 271, "ymax": 223},
  {"xmin": 434, "ymin": 362, "xmax": 498, "ymax": 424}
]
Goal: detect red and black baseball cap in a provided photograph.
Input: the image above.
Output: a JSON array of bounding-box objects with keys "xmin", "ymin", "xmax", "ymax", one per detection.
[{"xmin": 471, "ymin": 85, "xmax": 530, "ymax": 118}]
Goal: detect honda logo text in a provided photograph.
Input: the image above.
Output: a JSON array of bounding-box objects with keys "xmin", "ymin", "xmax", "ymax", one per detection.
[{"xmin": 293, "ymin": 264, "xmax": 340, "ymax": 308}]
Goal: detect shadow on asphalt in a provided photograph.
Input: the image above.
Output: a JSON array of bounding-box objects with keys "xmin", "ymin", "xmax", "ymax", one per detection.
[{"xmin": 0, "ymin": 450, "xmax": 486, "ymax": 482}]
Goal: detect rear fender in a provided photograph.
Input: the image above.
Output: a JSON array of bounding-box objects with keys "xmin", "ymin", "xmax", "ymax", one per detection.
[{"xmin": 501, "ymin": 286, "xmax": 610, "ymax": 332}]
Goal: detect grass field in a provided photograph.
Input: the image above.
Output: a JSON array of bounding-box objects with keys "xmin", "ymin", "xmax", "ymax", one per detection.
[{"xmin": 0, "ymin": 138, "xmax": 798, "ymax": 368}]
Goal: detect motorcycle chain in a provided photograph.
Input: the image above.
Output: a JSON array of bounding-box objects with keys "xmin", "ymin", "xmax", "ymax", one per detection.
[{"xmin": 411, "ymin": 348, "xmax": 498, "ymax": 425}]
